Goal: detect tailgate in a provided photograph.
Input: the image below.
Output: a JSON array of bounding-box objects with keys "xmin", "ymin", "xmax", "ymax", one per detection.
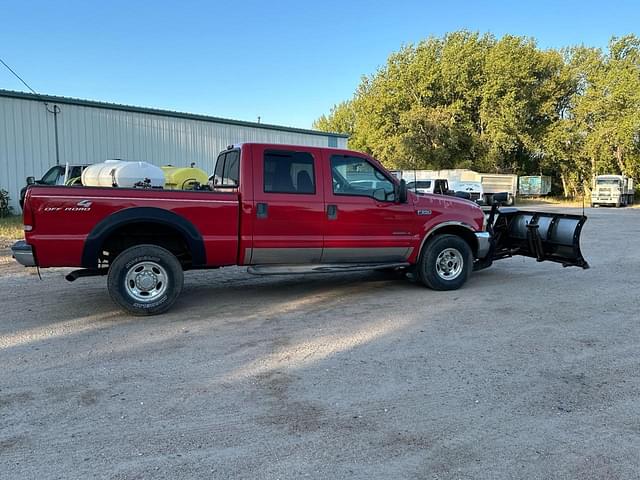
[{"xmin": 490, "ymin": 209, "xmax": 589, "ymax": 269}]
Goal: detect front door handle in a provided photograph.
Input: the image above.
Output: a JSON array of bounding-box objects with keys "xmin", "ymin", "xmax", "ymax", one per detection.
[
  {"xmin": 327, "ymin": 204, "xmax": 338, "ymax": 220},
  {"xmin": 257, "ymin": 202, "xmax": 268, "ymax": 219}
]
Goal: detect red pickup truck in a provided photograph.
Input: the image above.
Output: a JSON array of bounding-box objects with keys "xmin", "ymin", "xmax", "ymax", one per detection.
[{"xmin": 12, "ymin": 143, "xmax": 589, "ymax": 315}]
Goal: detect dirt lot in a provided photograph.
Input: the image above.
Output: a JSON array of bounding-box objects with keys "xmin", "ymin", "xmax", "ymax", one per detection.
[{"xmin": 1, "ymin": 206, "xmax": 639, "ymax": 479}]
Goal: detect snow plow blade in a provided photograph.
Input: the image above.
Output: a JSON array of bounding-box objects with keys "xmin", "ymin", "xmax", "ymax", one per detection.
[{"xmin": 488, "ymin": 208, "xmax": 589, "ymax": 269}]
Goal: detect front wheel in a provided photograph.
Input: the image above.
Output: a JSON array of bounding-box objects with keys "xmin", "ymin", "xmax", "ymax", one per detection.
[
  {"xmin": 418, "ymin": 234, "xmax": 473, "ymax": 291},
  {"xmin": 107, "ymin": 244, "xmax": 184, "ymax": 316}
]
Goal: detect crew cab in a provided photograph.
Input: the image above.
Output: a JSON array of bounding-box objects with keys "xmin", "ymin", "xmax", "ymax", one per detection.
[{"xmin": 13, "ymin": 143, "xmax": 590, "ymax": 315}]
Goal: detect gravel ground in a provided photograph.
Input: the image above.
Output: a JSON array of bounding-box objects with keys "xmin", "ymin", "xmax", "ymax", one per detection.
[{"xmin": 1, "ymin": 206, "xmax": 639, "ymax": 479}]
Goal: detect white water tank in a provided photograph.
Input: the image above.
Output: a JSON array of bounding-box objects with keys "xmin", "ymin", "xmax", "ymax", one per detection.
[
  {"xmin": 81, "ymin": 160, "xmax": 121, "ymax": 187},
  {"xmin": 82, "ymin": 160, "xmax": 165, "ymax": 188}
]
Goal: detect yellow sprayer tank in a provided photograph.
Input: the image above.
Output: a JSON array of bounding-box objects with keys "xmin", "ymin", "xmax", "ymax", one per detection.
[{"xmin": 161, "ymin": 166, "xmax": 209, "ymax": 190}]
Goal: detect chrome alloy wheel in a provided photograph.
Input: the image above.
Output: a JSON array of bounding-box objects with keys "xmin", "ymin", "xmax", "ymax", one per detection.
[
  {"xmin": 124, "ymin": 261, "xmax": 168, "ymax": 302},
  {"xmin": 435, "ymin": 248, "xmax": 464, "ymax": 281}
]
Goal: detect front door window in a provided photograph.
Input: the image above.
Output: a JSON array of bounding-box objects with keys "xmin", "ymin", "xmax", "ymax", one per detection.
[{"xmin": 330, "ymin": 155, "xmax": 395, "ymax": 202}]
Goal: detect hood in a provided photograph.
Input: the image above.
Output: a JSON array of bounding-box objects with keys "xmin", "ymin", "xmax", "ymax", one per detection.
[{"xmin": 410, "ymin": 192, "xmax": 485, "ymax": 230}]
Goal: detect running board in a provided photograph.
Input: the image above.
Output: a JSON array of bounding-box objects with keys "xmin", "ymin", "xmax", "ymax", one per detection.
[{"xmin": 247, "ymin": 262, "xmax": 410, "ymax": 276}]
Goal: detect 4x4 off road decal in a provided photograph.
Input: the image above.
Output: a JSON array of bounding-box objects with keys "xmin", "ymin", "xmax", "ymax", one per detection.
[{"xmin": 44, "ymin": 199, "xmax": 93, "ymax": 212}]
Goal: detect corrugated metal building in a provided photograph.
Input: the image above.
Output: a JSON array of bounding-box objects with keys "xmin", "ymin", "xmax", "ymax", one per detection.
[{"xmin": 0, "ymin": 89, "xmax": 348, "ymax": 210}]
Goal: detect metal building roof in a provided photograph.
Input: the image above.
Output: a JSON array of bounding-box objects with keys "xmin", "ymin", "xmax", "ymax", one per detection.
[{"xmin": 0, "ymin": 88, "xmax": 348, "ymax": 139}]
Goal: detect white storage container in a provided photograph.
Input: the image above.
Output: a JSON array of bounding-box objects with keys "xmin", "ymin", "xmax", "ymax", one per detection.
[
  {"xmin": 82, "ymin": 160, "xmax": 121, "ymax": 187},
  {"xmin": 82, "ymin": 160, "xmax": 165, "ymax": 188}
]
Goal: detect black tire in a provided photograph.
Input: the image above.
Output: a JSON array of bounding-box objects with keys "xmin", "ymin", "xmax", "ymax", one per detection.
[
  {"xmin": 418, "ymin": 234, "xmax": 473, "ymax": 291},
  {"xmin": 107, "ymin": 244, "xmax": 184, "ymax": 316}
]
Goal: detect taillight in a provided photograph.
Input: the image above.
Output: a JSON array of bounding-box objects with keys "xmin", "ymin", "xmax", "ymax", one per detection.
[{"xmin": 22, "ymin": 188, "xmax": 35, "ymax": 233}]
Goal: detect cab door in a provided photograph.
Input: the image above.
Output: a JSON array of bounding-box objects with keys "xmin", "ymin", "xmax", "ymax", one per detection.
[
  {"xmin": 321, "ymin": 152, "xmax": 419, "ymax": 263},
  {"xmin": 249, "ymin": 145, "xmax": 325, "ymax": 264}
]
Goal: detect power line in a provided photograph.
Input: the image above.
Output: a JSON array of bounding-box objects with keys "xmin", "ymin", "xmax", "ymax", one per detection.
[
  {"xmin": 0, "ymin": 56, "xmax": 62, "ymax": 165},
  {"xmin": 0, "ymin": 56, "xmax": 38, "ymax": 94}
]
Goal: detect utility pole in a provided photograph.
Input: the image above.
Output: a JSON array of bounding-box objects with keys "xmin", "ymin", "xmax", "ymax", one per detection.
[{"xmin": 46, "ymin": 104, "xmax": 61, "ymax": 165}]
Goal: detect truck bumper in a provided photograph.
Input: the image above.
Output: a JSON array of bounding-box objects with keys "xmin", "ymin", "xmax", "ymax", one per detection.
[
  {"xmin": 11, "ymin": 240, "xmax": 36, "ymax": 267},
  {"xmin": 475, "ymin": 231, "xmax": 491, "ymax": 259}
]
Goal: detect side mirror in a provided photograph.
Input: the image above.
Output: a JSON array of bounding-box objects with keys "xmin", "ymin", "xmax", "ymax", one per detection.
[
  {"xmin": 397, "ymin": 179, "xmax": 408, "ymax": 203},
  {"xmin": 26, "ymin": 176, "xmax": 35, "ymax": 185}
]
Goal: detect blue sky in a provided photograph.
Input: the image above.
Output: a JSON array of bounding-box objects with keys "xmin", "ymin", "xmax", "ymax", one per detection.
[{"xmin": 1, "ymin": 0, "xmax": 639, "ymax": 129}]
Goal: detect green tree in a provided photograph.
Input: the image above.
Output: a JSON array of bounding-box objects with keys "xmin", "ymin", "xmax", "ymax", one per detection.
[
  {"xmin": 315, "ymin": 31, "xmax": 640, "ymax": 196},
  {"xmin": 312, "ymin": 100, "xmax": 356, "ymax": 137}
]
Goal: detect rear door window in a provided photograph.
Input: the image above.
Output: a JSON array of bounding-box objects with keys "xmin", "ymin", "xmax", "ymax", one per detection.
[{"xmin": 263, "ymin": 150, "xmax": 315, "ymax": 194}]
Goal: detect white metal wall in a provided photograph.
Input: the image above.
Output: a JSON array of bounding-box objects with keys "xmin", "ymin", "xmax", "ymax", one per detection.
[{"xmin": 0, "ymin": 95, "xmax": 347, "ymax": 210}]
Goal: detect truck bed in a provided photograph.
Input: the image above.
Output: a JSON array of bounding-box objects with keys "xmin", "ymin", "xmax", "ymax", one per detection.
[{"xmin": 23, "ymin": 185, "xmax": 241, "ymax": 268}]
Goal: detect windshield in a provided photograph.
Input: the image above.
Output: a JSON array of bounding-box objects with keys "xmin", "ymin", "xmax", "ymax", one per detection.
[
  {"xmin": 40, "ymin": 166, "xmax": 64, "ymax": 185},
  {"xmin": 597, "ymin": 179, "xmax": 621, "ymax": 186}
]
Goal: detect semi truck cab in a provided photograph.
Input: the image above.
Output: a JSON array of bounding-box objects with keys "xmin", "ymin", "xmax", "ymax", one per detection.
[{"xmin": 591, "ymin": 175, "xmax": 635, "ymax": 207}]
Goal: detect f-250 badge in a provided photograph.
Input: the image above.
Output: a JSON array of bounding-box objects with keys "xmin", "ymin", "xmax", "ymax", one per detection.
[{"xmin": 416, "ymin": 209, "xmax": 431, "ymax": 216}]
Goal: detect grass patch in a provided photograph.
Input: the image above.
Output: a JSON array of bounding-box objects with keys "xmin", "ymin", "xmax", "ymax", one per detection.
[
  {"xmin": 518, "ymin": 196, "xmax": 639, "ymax": 208},
  {"xmin": 517, "ymin": 196, "xmax": 591, "ymax": 208},
  {"xmin": 0, "ymin": 215, "xmax": 23, "ymax": 241}
]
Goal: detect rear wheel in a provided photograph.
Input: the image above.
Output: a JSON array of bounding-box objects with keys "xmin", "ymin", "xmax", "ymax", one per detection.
[
  {"xmin": 418, "ymin": 234, "xmax": 472, "ymax": 291},
  {"xmin": 107, "ymin": 244, "xmax": 184, "ymax": 315}
]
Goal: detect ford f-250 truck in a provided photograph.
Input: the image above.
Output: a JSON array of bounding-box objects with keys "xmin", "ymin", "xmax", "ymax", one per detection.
[{"xmin": 12, "ymin": 143, "xmax": 590, "ymax": 315}]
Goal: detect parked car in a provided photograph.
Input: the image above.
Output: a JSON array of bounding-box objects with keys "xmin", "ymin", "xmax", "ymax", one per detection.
[
  {"xmin": 406, "ymin": 179, "xmax": 450, "ymax": 195},
  {"xmin": 13, "ymin": 143, "xmax": 589, "ymax": 315},
  {"xmin": 20, "ymin": 164, "xmax": 87, "ymax": 209}
]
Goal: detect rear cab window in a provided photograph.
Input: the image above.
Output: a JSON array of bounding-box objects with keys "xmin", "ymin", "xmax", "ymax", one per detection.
[{"xmin": 211, "ymin": 149, "xmax": 240, "ymax": 189}]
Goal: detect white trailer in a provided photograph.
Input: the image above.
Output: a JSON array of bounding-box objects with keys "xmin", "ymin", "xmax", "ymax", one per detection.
[{"xmin": 399, "ymin": 169, "xmax": 517, "ymax": 205}]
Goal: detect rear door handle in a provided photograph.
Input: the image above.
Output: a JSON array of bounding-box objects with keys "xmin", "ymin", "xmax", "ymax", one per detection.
[
  {"xmin": 257, "ymin": 202, "xmax": 268, "ymax": 219},
  {"xmin": 327, "ymin": 204, "xmax": 338, "ymax": 220}
]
